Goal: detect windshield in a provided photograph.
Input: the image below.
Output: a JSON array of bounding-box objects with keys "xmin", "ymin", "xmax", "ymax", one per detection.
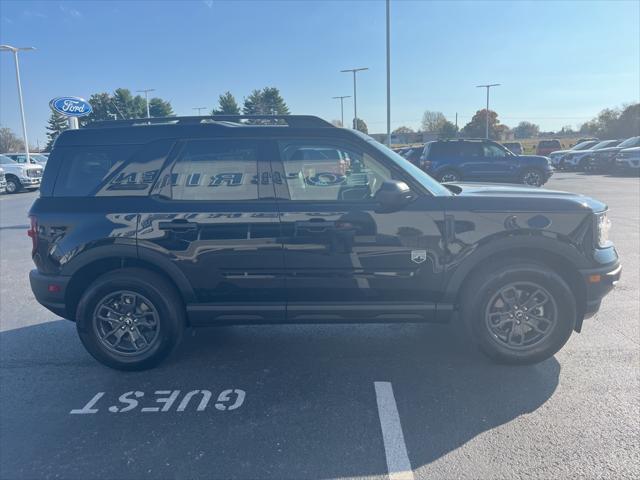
[
  {"xmin": 353, "ymin": 131, "xmax": 452, "ymax": 196},
  {"xmin": 0, "ymin": 155, "xmax": 16, "ymax": 165},
  {"xmin": 571, "ymin": 141, "xmax": 597, "ymax": 150},
  {"xmin": 616, "ymin": 136, "xmax": 640, "ymax": 149},
  {"xmin": 592, "ymin": 140, "xmax": 620, "ymax": 149}
]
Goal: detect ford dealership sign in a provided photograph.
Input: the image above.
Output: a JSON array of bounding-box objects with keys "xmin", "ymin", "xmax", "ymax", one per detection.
[{"xmin": 49, "ymin": 97, "xmax": 93, "ymax": 117}]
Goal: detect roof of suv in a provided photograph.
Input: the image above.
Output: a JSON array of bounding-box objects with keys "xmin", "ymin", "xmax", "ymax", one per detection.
[{"xmin": 55, "ymin": 115, "xmax": 339, "ymax": 147}]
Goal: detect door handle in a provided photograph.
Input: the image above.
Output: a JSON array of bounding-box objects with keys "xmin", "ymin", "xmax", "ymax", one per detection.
[{"xmin": 158, "ymin": 220, "xmax": 198, "ymax": 231}]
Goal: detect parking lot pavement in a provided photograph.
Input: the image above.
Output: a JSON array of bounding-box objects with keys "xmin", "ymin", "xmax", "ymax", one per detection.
[{"xmin": 1, "ymin": 173, "xmax": 639, "ymax": 480}]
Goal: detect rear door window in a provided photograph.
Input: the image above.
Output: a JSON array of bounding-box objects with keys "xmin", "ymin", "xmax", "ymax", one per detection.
[{"xmin": 168, "ymin": 139, "xmax": 266, "ymax": 201}]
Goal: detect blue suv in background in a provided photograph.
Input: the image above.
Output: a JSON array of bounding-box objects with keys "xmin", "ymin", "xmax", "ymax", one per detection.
[{"xmin": 420, "ymin": 139, "xmax": 553, "ymax": 187}]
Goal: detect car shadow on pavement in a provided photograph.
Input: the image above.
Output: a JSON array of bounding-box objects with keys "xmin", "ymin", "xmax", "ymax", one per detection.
[{"xmin": 0, "ymin": 319, "xmax": 560, "ymax": 479}]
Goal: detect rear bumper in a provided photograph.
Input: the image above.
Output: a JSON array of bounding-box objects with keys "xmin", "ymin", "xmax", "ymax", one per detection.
[{"xmin": 29, "ymin": 269, "xmax": 72, "ymax": 319}]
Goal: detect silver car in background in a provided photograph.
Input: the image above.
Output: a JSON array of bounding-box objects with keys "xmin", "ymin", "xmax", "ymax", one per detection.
[
  {"xmin": 548, "ymin": 140, "xmax": 598, "ymax": 167},
  {"xmin": 0, "ymin": 167, "xmax": 6, "ymax": 194}
]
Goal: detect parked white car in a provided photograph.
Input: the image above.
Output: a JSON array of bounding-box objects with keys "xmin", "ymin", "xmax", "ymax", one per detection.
[
  {"xmin": 0, "ymin": 155, "xmax": 43, "ymax": 193},
  {"xmin": 548, "ymin": 140, "xmax": 598, "ymax": 166},
  {"xmin": 0, "ymin": 167, "xmax": 6, "ymax": 194},
  {"xmin": 560, "ymin": 139, "xmax": 622, "ymax": 170}
]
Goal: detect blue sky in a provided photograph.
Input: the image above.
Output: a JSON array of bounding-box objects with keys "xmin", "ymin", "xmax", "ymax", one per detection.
[{"xmin": 1, "ymin": 0, "xmax": 638, "ymax": 147}]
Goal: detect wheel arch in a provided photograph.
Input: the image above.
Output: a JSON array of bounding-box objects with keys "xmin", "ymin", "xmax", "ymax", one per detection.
[
  {"xmin": 64, "ymin": 251, "xmax": 195, "ymax": 322},
  {"xmin": 451, "ymin": 247, "xmax": 587, "ymax": 331}
]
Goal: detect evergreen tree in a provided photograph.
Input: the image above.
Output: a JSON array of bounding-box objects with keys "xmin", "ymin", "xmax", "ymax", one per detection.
[
  {"xmin": 45, "ymin": 111, "xmax": 68, "ymax": 151},
  {"xmin": 212, "ymin": 91, "xmax": 240, "ymax": 115},
  {"xmin": 149, "ymin": 97, "xmax": 174, "ymax": 117},
  {"xmin": 242, "ymin": 87, "xmax": 290, "ymax": 122}
]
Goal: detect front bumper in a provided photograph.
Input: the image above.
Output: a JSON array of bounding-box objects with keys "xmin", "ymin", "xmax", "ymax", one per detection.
[
  {"xmin": 29, "ymin": 269, "xmax": 72, "ymax": 319},
  {"xmin": 577, "ymin": 261, "xmax": 622, "ymax": 327},
  {"xmin": 20, "ymin": 177, "xmax": 41, "ymax": 188}
]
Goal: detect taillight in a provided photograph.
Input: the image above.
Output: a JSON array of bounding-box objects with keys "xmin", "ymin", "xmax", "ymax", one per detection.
[{"xmin": 28, "ymin": 215, "xmax": 38, "ymax": 255}]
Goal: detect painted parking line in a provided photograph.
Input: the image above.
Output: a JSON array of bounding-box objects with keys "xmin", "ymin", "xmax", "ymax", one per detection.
[{"xmin": 374, "ymin": 381, "xmax": 415, "ymax": 480}]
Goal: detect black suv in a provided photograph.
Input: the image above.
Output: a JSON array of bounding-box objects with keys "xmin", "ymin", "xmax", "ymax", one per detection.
[
  {"xmin": 29, "ymin": 115, "xmax": 620, "ymax": 370},
  {"xmin": 420, "ymin": 139, "xmax": 553, "ymax": 186}
]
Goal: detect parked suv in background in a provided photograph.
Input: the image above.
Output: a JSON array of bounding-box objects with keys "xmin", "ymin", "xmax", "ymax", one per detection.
[
  {"xmin": 613, "ymin": 147, "xmax": 640, "ymax": 174},
  {"xmin": 548, "ymin": 140, "xmax": 599, "ymax": 167},
  {"xmin": 583, "ymin": 136, "xmax": 640, "ymax": 172},
  {"xmin": 420, "ymin": 139, "xmax": 553, "ymax": 186},
  {"xmin": 29, "ymin": 115, "xmax": 620, "ymax": 370},
  {"xmin": 0, "ymin": 154, "xmax": 43, "ymax": 193},
  {"xmin": 561, "ymin": 139, "xmax": 623, "ymax": 171},
  {"xmin": 536, "ymin": 139, "xmax": 562, "ymax": 156}
]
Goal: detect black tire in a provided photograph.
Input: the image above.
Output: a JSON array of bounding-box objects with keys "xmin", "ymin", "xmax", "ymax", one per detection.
[
  {"xmin": 437, "ymin": 169, "xmax": 460, "ymax": 183},
  {"xmin": 76, "ymin": 268, "xmax": 185, "ymax": 370},
  {"xmin": 578, "ymin": 158, "xmax": 591, "ymax": 172},
  {"xmin": 520, "ymin": 168, "xmax": 545, "ymax": 187},
  {"xmin": 5, "ymin": 175, "xmax": 22, "ymax": 194},
  {"xmin": 460, "ymin": 260, "xmax": 575, "ymax": 365}
]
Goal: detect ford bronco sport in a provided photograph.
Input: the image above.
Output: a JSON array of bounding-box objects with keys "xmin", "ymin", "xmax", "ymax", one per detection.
[{"xmin": 29, "ymin": 115, "xmax": 621, "ymax": 370}]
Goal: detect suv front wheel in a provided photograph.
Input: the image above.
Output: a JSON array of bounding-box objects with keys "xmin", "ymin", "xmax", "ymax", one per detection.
[
  {"xmin": 520, "ymin": 168, "xmax": 544, "ymax": 187},
  {"xmin": 76, "ymin": 268, "xmax": 185, "ymax": 370},
  {"xmin": 461, "ymin": 261, "xmax": 575, "ymax": 364}
]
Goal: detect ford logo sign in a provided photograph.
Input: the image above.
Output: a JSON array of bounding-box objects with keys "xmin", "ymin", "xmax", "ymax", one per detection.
[{"xmin": 49, "ymin": 97, "xmax": 93, "ymax": 117}]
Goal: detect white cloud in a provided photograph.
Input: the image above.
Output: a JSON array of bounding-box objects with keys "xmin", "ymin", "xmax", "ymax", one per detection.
[
  {"xmin": 59, "ymin": 4, "xmax": 83, "ymax": 18},
  {"xmin": 203, "ymin": 0, "xmax": 214, "ymax": 9}
]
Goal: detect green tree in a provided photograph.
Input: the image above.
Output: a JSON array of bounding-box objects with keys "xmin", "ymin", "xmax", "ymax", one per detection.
[
  {"xmin": 81, "ymin": 92, "xmax": 117, "ymax": 125},
  {"xmin": 421, "ymin": 111, "xmax": 446, "ymax": 132},
  {"xmin": 243, "ymin": 87, "xmax": 290, "ymax": 118},
  {"xmin": 44, "ymin": 110, "xmax": 68, "ymax": 151},
  {"xmin": 212, "ymin": 91, "xmax": 240, "ymax": 115},
  {"xmin": 512, "ymin": 121, "xmax": 540, "ymax": 139},
  {"xmin": 149, "ymin": 97, "xmax": 174, "ymax": 117},
  {"xmin": 112, "ymin": 88, "xmax": 146, "ymax": 119},
  {"xmin": 354, "ymin": 118, "xmax": 368, "ymax": 134},
  {"xmin": 0, "ymin": 127, "xmax": 25, "ymax": 152},
  {"xmin": 393, "ymin": 126, "xmax": 414, "ymax": 134},
  {"xmin": 461, "ymin": 109, "xmax": 503, "ymax": 139},
  {"xmin": 437, "ymin": 120, "xmax": 458, "ymax": 138},
  {"xmin": 580, "ymin": 103, "xmax": 639, "ymax": 138}
]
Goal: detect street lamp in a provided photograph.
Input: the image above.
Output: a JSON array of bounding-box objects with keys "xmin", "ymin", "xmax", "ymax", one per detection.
[
  {"xmin": 193, "ymin": 107, "xmax": 207, "ymax": 116},
  {"xmin": 332, "ymin": 96, "xmax": 351, "ymax": 127},
  {"xmin": 476, "ymin": 83, "xmax": 500, "ymax": 139},
  {"xmin": 340, "ymin": 67, "xmax": 368, "ymax": 130},
  {"xmin": 136, "ymin": 88, "xmax": 155, "ymax": 118},
  {"xmin": 1, "ymin": 45, "xmax": 35, "ymax": 164}
]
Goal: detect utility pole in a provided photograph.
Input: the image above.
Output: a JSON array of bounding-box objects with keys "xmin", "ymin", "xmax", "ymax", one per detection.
[
  {"xmin": 476, "ymin": 83, "xmax": 500, "ymax": 139},
  {"xmin": 137, "ymin": 88, "xmax": 155, "ymax": 118},
  {"xmin": 386, "ymin": 0, "xmax": 391, "ymax": 145},
  {"xmin": 1, "ymin": 45, "xmax": 35, "ymax": 163},
  {"xmin": 341, "ymin": 67, "xmax": 368, "ymax": 130},
  {"xmin": 332, "ymin": 96, "xmax": 351, "ymax": 127},
  {"xmin": 193, "ymin": 107, "xmax": 207, "ymax": 116}
]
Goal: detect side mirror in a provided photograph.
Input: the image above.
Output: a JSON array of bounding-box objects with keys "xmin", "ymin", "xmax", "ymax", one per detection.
[{"xmin": 374, "ymin": 180, "xmax": 414, "ymax": 213}]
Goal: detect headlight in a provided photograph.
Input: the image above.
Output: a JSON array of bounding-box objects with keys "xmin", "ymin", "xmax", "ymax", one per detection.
[{"xmin": 595, "ymin": 212, "xmax": 612, "ymax": 248}]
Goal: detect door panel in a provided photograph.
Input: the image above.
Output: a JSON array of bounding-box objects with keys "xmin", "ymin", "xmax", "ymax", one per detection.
[
  {"xmin": 272, "ymin": 139, "xmax": 446, "ymax": 322},
  {"xmin": 137, "ymin": 139, "xmax": 285, "ymax": 323}
]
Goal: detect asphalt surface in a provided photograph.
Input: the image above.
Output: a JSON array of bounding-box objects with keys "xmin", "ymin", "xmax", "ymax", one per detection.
[{"xmin": 1, "ymin": 172, "xmax": 638, "ymax": 480}]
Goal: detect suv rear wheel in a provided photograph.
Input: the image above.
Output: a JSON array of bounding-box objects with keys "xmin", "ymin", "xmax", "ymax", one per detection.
[
  {"xmin": 76, "ymin": 268, "xmax": 185, "ymax": 370},
  {"xmin": 461, "ymin": 261, "xmax": 575, "ymax": 364}
]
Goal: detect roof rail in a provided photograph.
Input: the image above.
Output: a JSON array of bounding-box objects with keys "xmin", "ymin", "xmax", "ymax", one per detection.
[{"xmin": 84, "ymin": 115, "xmax": 334, "ymax": 129}]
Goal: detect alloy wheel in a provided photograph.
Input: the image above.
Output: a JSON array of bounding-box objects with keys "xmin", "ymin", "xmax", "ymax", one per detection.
[
  {"xmin": 92, "ymin": 290, "xmax": 161, "ymax": 356},
  {"xmin": 484, "ymin": 282, "xmax": 557, "ymax": 350},
  {"xmin": 522, "ymin": 171, "xmax": 542, "ymax": 187}
]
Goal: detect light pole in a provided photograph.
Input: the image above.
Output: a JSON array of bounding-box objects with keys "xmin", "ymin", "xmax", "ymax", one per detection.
[
  {"xmin": 341, "ymin": 67, "xmax": 368, "ymax": 130},
  {"xmin": 1, "ymin": 45, "xmax": 35, "ymax": 164},
  {"xmin": 332, "ymin": 96, "xmax": 351, "ymax": 127},
  {"xmin": 476, "ymin": 83, "xmax": 500, "ymax": 139},
  {"xmin": 193, "ymin": 107, "xmax": 207, "ymax": 116},
  {"xmin": 386, "ymin": 0, "xmax": 391, "ymax": 145},
  {"xmin": 136, "ymin": 88, "xmax": 155, "ymax": 118}
]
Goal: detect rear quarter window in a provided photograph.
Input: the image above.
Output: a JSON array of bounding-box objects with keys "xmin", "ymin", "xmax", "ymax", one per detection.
[{"xmin": 52, "ymin": 140, "xmax": 174, "ymax": 197}]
